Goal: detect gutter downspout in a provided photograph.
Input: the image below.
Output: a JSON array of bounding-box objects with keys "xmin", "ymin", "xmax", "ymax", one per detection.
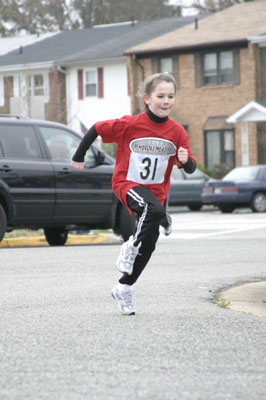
[
  {"xmin": 132, "ymin": 54, "xmax": 144, "ymax": 81},
  {"xmin": 57, "ymin": 66, "xmax": 66, "ymax": 74}
]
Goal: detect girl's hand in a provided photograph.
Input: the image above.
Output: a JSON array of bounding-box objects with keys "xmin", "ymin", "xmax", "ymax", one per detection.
[
  {"xmin": 178, "ymin": 146, "xmax": 188, "ymax": 164},
  {"xmin": 71, "ymin": 160, "xmax": 85, "ymax": 171}
]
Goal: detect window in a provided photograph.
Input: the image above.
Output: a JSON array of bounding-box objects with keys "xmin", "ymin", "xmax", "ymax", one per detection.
[
  {"xmin": 195, "ymin": 49, "xmax": 239, "ymax": 87},
  {"xmin": 160, "ymin": 57, "xmax": 173, "ymax": 74},
  {"xmin": 184, "ymin": 169, "xmax": 207, "ymax": 180},
  {"xmin": 151, "ymin": 55, "xmax": 178, "ymax": 86},
  {"xmin": 224, "ymin": 166, "xmax": 260, "ymax": 182},
  {"xmin": 77, "ymin": 68, "xmax": 104, "ymax": 99},
  {"xmin": 171, "ymin": 168, "xmax": 184, "ymax": 181},
  {"xmin": 85, "ymin": 70, "xmax": 97, "ymax": 97},
  {"xmin": 39, "ymin": 126, "xmax": 95, "ymax": 164},
  {"xmin": 204, "ymin": 129, "xmax": 235, "ymax": 171},
  {"xmin": 28, "ymin": 74, "xmax": 44, "ymax": 96},
  {"xmin": 0, "ymin": 125, "xmax": 42, "ymax": 159},
  {"xmin": 204, "ymin": 51, "xmax": 234, "ymax": 85}
]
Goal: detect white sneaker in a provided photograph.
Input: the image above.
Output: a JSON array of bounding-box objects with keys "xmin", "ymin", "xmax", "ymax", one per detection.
[
  {"xmin": 116, "ymin": 236, "xmax": 141, "ymax": 275},
  {"xmin": 111, "ymin": 285, "xmax": 135, "ymax": 315}
]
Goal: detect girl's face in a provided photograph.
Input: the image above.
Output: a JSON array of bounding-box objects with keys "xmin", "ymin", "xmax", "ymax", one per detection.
[{"xmin": 144, "ymin": 81, "xmax": 176, "ymax": 118}]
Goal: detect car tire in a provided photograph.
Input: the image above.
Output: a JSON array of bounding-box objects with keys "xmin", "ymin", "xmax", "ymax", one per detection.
[
  {"xmin": 0, "ymin": 204, "xmax": 7, "ymax": 242},
  {"xmin": 44, "ymin": 228, "xmax": 68, "ymax": 246},
  {"xmin": 250, "ymin": 192, "xmax": 266, "ymax": 212},
  {"xmin": 219, "ymin": 204, "xmax": 235, "ymax": 213},
  {"xmin": 119, "ymin": 205, "xmax": 137, "ymax": 242},
  {"xmin": 188, "ymin": 204, "xmax": 202, "ymax": 211}
]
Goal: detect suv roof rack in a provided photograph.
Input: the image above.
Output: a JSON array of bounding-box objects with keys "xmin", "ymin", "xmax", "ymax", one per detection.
[{"xmin": 0, "ymin": 114, "xmax": 28, "ymax": 119}]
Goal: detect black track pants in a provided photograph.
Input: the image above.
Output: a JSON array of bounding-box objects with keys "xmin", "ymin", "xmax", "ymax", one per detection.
[{"xmin": 119, "ymin": 186, "xmax": 166, "ymax": 286}]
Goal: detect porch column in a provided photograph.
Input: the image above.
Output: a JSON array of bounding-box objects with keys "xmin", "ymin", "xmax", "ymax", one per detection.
[{"xmin": 241, "ymin": 122, "xmax": 249, "ymax": 166}]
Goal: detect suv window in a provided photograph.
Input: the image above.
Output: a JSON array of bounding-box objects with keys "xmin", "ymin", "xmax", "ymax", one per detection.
[
  {"xmin": 0, "ymin": 125, "xmax": 42, "ymax": 159},
  {"xmin": 39, "ymin": 126, "xmax": 95, "ymax": 164}
]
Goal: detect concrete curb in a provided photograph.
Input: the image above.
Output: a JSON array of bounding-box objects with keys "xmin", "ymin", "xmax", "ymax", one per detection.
[
  {"xmin": 221, "ymin": 281, "xmax": 266, "ymax": 317},
  {"xmin": 0, "ymin": 234, "xmax": 111, "ymax": 248}
]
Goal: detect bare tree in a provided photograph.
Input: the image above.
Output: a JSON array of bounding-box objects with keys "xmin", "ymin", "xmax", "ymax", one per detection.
[{"xmin": 0, "ymin": 0, "xmax": 183, "ymax": 36}]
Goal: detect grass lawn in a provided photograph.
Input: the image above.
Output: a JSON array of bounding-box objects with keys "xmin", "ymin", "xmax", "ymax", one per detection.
[{"xmin": 4, "ymin": 229, "xmax": 44, "ymax": 238}]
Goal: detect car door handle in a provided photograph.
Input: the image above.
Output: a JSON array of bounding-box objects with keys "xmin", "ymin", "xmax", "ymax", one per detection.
[
  {"xmin": 58, "ymin": 167, "xmax": 71, "ymax": 175},
  {"xmin": 0, "ymin": 165, "xmax": 12, "ymax": 172}
]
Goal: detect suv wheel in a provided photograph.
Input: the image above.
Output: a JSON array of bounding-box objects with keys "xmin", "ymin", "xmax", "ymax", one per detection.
[
  {"xmin": 44, "ymin": 228, "xmax": 68, "ymax": 246},
  {"xmin": 0, "ymin": 204, "xmax": 7, "ymax": 241}
]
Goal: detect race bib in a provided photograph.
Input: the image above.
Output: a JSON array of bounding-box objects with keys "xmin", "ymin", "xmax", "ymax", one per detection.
[{"xmin": 127, "ymin": 137, "xmax": 176, "ymax": 184}]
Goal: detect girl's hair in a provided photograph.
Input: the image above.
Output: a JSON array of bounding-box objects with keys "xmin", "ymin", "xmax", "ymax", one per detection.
[{"xmin": 143, "ymin": 73, "xmax": 177, "ymax": 97}]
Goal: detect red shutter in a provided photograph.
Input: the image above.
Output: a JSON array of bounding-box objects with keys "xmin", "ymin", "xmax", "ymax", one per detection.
[
  {"xmin": 77, "ymin": 69, "xmax": 83, "ymax": 99},
  {"xmin": 97, "ymin": 67, "xmax": 104, "ymax": 98}
]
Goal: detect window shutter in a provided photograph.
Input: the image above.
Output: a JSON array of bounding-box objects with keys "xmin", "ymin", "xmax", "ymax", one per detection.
[
  {"xmin": 194, "ymin": 53, "xmax": 202, "ymax": 88},
  {"xmin": 77, "ymin": 69, "xmax": 83, "ymax": 100},
  {"xmin": 151, "ymin": 57, "xmax": 159, "ymax": 74},
  {"xmin": 233, "ymin": 49, "xmax": 240, "ymax": 85},
  {"xmin": 172, "ymin": 55, "xmax": 179, "ymax": 89},
  {"xmin": 97, "ymin": 67, "xmax": 104, "ymax": 98}
]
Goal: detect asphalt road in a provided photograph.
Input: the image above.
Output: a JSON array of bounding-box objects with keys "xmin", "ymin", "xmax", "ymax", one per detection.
[{"xmin": 1, "ymin": 208, "xmax": 266, "ymax": 400}]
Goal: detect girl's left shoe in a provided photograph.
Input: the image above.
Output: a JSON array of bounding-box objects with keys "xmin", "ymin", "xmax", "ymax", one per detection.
[{"xmin": 111, "ymin": 285, "xmax": 135, "ymax": 315}]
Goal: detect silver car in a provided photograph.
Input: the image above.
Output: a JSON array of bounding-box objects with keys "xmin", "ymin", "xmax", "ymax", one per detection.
[{"xmin": 169, "ymin": 167, "xmax": 210, "ymax": 211}]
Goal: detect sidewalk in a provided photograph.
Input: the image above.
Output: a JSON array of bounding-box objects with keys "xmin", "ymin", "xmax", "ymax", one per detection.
[
  {"xmin": 0, "ymin": 233, "xmax": 120, "ymax": 248},
  {"xmin": 221, "ymin": 281, "xmax": 266, "ymax": 318}
]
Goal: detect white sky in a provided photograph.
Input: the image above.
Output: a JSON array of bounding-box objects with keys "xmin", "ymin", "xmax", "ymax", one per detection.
[{"xmin": 168, "ymin": 0, "xmax": 200, "ymax": 16}]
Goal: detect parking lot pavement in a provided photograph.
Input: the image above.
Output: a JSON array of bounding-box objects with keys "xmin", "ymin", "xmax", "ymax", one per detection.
[
  {"xmin": 1, "ymin": 209, "xmax": 266, "ymax": 319},
  {"xmin": 160, "ymin": 207, "xmax": 266, "ymax": 240},
  {"xmin": 1, "ymin": 218, "xmax": 266, "ymax": 400},
  {"xmin": 159, "ymin": 208, "xmax": 266, "ymax": 318}
]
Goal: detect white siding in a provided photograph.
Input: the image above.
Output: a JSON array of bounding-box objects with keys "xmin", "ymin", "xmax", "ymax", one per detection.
[{"xmin": 66, "ymin": 60, "xmax": 131, "ymax": 134}]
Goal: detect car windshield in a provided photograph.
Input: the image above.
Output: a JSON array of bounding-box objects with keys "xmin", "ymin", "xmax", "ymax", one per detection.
[{"xmin": 223, "ymin": 166, "xmax": 261, "ymax": 181}]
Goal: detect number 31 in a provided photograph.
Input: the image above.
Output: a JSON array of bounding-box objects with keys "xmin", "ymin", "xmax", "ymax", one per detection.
[{"xmin": 140, "ymin": 157, "xmax": 158, "ymax": 180}]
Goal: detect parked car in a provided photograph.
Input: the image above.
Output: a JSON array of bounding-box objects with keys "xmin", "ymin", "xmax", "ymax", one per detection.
[
  {"xmin": 169, "ymin": 167, "xmax": 210, "ymax": 211},
  {"xmin": 201, "ymin": 165, "xmax": 266, "ymax": 213},
  {"xmin": 0, "ymin": 115, "xmax": 135, "ymax": 245}
]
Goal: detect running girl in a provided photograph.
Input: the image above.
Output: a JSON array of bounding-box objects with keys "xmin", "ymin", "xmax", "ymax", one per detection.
[{"xmin": 71, "ymin": 73, "xmax": 196, "ymax": 315}]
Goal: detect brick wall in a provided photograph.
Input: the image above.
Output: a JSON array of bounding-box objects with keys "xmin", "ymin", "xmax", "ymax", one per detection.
[{"xmin": 128, "ymin": 42, "xmax": 261, "ymax": 169}]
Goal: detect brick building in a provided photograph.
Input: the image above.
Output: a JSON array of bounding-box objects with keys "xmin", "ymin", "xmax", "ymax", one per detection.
[{"xmin": 126, "ymin": 0, "xmax": 266, "ymax": 176}]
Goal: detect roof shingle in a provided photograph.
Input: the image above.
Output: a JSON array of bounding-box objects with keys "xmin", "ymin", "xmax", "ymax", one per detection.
[
  {"xmin": 125, "ymin": 1, "xmax": 266, "ymax": 55},
  {"xmin": 0, "ymin": 16, "xmax": 206, "ymax": 68}
]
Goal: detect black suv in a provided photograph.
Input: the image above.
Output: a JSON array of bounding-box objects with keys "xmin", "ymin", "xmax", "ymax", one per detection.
[{"xmin": 0, "ymin": 115, "xmax": 135, "ymax": 245}]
